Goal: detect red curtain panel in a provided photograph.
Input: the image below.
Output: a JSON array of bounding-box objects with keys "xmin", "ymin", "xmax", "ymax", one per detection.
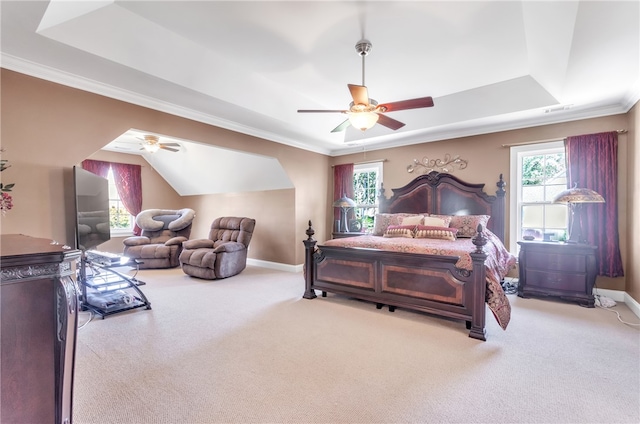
[{"xmin": 565, "ymin": 132, "xmax": 624, "ymax": 277}]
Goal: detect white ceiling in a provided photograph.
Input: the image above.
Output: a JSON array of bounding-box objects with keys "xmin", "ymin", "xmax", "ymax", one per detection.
[{"xmin": 2, "ymin": 1, "xmax": 639, "ymax": 192}]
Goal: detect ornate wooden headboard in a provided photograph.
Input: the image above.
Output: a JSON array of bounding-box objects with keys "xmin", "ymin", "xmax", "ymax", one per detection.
[{"xmin": 378, "ymin": 172, "xmax": 507, "ymax": 243}]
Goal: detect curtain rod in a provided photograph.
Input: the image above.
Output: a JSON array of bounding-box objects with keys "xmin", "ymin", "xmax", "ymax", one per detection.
[
  {"xmin": 332, "ymin": 159, "xmax": 387, "ymax": 167},
  {"xmin": 501, "ymin": 129, "xmax": 627, "ymax": 148}
]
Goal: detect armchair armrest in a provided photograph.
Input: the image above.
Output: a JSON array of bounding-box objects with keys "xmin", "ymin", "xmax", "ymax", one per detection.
[
  {"xmin": 122, "ymin": 236, "xmax": 151, "ymax": 246},
  {"xmin": 165, "ymin": 236, "xmax": 188, "ymax": 246},
  {"xmin": 183, "ymin": 239, "xmax": 215, "ymax": 249},
  {"xmin": 212, "ymin": 241, "xmax": 246, "ymax": 253}
]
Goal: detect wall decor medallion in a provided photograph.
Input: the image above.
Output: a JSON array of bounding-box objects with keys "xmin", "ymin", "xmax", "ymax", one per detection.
[{"xmin": 407, "ymin": 154, "xmax": 468, "ymax": 174}]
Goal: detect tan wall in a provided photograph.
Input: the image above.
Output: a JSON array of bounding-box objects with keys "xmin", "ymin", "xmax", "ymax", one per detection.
[
  {"xmin": 627, "ymin": 103, "xmax": 638, "ymax": 301},
  {"xmin": 0, "ymin": 69, "xmax": 329, "ymax": 266},
  {"xmin": 330, "ymin": 114, "xmax": 631, "ymax": 294}
]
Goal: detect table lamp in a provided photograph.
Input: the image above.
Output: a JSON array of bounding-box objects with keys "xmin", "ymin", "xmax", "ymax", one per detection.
[
  {"xmin": 553, "ymin": 187, "xmax": 605, "ymax": 244},
  {"xmin": 332, "ymin": 196, "xmax": 356, "ymax": 232}
]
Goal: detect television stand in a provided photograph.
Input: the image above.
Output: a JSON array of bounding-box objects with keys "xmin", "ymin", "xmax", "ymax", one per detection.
[{"xmin": 79, "ymin": 255, "xmax": 151, "ymax": 319}]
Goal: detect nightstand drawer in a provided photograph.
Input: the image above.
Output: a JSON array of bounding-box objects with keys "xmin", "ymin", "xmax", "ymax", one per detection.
[
  {"xmin": 524, "ymin": 269, "xmax": 587, "ymax": 292},
  {"xmin": 525, "ymin": 251, "xmax": 586, "ymax": 273}
]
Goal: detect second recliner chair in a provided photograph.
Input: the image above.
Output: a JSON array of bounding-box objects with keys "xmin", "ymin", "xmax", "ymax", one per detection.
[{"xmin": 180, "ymin": 216, "xmax": 256, "ymax": 280}]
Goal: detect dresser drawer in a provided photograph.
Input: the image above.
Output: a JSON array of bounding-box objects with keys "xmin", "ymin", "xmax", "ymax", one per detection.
[
  {"xmin": 525, "ymin": 251, "xmax": 586, "ymax": 273},
  {"xmin": 524, "ymin": 269, "xmax": 587, "ymax": 292}
]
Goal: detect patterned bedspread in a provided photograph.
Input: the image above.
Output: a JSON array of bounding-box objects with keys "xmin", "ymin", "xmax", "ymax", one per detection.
[{"xmin": 322, "ymin": 230, "xmax": 517, "ymax": 330}]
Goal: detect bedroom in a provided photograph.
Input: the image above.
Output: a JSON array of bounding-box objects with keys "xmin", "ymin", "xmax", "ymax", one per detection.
[
  {"xmin": 1, "ymin": 1, "xmax": 638, "ymax": 299},
  {"xmin": 1, "ymin": 1, "xmax": 639, "ymax": 422},
  {"xmin": 2, "ymin": 69, "xmax": 637, "ymax": 302}
]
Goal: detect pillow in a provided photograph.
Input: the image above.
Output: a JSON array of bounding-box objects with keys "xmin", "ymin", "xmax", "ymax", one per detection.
[
  {"xmin": 448, "ymin": 215, "xmax": 490, "ymax": 238},
  {"xmin": 422, "ymin": 216, "xmax": 448, "ymax": 227},
  {"xmin": 414, "ymin": 225, "xmax": 458, "ymax": 241},
  {"xmin": 399, "ymin": 215, "xmax": 424, "ymax": 226},
  {"xmin": 373, "ymin": 213, "xmax": 419, "ymax": 236},
  {"xmin": 383, "ymin": 225, "xmax": 415, "ymax": 238},
  {"xmin": 427, "ymin": 214, "xmax": 453, "ymax": 227}
]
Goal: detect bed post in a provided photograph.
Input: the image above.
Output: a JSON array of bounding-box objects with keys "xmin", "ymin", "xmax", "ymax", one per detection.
[
  {"xmin": 302, "ymin": 221, "xmax": 317, "ymax": 299},
  {"xmin": 494, "ymin": 174, "xmax": 507, "ymax": 243},
  {"xmin": 469, "ymin": 225, "xmax": 488, "ymax": 341}
]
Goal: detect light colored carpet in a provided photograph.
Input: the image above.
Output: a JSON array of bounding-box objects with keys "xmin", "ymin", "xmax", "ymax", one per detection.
[{"xmin": 73, "ymin": 266, "xmax": 640, "ymax": 424}]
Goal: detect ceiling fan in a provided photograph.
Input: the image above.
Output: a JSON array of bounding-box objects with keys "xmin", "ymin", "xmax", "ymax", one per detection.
[
  {"xmin": 137, "ymin": 135, "xmax": 180, "ymax": 153},
  {"xmin": 297, "ymin": 40, "xmax": 434, "ymax": 133}
]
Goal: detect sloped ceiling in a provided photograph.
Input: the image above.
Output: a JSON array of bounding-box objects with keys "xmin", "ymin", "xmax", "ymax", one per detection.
[
  {"xmin": 2, "ymin": 1, "xmax": 638, "ymax": 194},
  {"xmin": 108, "ymin": 130, "xmax": 294, "ymax": 196}
]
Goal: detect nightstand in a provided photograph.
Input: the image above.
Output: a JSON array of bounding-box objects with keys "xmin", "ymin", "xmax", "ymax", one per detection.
[
  {"xmin": 332, "ymin": 232, "xmax": 367, "ymax": 239},
  {"xmin": 517, "ymin": 241, "xmax": 597, "ymax": 307}
]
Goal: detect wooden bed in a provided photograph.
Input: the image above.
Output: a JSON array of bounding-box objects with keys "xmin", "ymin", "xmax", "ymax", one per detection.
[{"xmin": 303, "ymin": 171, "xmax": 512, "ymax": 341}]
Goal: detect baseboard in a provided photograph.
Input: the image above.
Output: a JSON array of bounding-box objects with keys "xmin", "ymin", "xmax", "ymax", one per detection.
[
  {"xmin": 246, "ymin": 258, "xmax": 302, "ymax": 273},
  {"xmin": 593, "ymin": 288, "xmax": 640, "ymax": 319},
  {"xmin": 623, "ymin": 292, "xmax": 640, "ymax": 319}
]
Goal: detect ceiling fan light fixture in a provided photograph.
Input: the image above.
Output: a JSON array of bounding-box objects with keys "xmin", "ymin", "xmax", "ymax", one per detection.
[
  {"xmin": 348, "ymin": 111, "xmax": 379, "ymax": 131},
  {"xmin": 143, "ymin": 142, "xmax": 160, "ymax": 153}
]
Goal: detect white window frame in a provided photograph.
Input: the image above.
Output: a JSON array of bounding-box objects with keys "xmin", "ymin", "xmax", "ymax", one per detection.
[
  {"xmin": 106, "ymin": 168, "xmax": 134, "ymax": 236},
  {"xmin": 509, "ymin": 140, "xmax": 566, "ymax": 253},
  {"xmin": 353, "ymin": 162, "xmax": 383, "ymax": 232}
]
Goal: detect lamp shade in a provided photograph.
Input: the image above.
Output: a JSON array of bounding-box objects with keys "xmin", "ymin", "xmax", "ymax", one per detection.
[
  {"xmin": 552, "ymin": 187, "xmax": 605, "ymax": 204},
  {"xmin": 333, "ymin": 196, "xmax": 356, "ymax": 208},
  {"xmin": 348, "ymin": 111, "xmax": 379, "ymax": 131}
]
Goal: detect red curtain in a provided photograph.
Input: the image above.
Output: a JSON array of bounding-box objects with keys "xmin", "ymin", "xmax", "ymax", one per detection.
[
  {"xmin": 565, "ymin": 132, "xmax": 624, "ymax": 277},
  {"xmin": 111, "ymin": 162, "xmax": 143, "ymax": 236},
  {"xmin": 82, "ymin": 159, "xmax": 144, "ymax": 236},
  {"xmin": 333, "ymin": 163, "xmax": 354, "ymax": 231},
  {"xmin": 81, "ymin": 159, "xmax": 110, "ymax": 178}
]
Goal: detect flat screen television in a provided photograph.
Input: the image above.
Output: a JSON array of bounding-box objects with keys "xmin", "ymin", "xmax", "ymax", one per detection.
[{"xmin": 73, "ymin": 166, "xmax": 111, "ymax": 251}]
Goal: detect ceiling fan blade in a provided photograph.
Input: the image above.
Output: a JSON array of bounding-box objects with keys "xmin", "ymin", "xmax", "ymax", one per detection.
[
  {"xmin": 160, "ymin": 142, "xmax": 180, "ymax": 147},
  {"xmin": 298, "ymin": 109, "xmax": 347, "ymax": 113},
  {"xmin": 376, "ymin": 113, "xmax": 405, "ymax": 131},
  {"xmin": 348, "ymin": 84, "xmax": 369, "ymax": 106},
  {"xmin": 331, "ymin": 119, "xmax": 351, "ymax": 133},
  {"xmin": 378, "ymin": 96, "xmax": 434, "ymax": 112},
  {"xmin": 160, "ymin": 146, "xmax": 179, "ymax": 152}
]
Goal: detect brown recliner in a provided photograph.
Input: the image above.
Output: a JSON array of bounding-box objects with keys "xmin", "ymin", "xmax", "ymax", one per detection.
[
  {"xmin": 123, "ymin": 208, "xmax": 196, "ymax": 269},
  {"xmin": 179, "ymin": 217, "xmax": 256, "ymax": 280}
]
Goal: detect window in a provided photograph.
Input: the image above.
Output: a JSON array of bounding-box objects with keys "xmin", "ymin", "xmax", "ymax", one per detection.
[
  {"xmin": 107, "ymin": 168, "xmax": 133, "ymax": 235},
  {"xmin": 509, "ymin": 141, "xmax": 568, "ymax": 252},
  {"xmin": 353, "ymin": 162, "xmax": 383, "ymax": 232}
]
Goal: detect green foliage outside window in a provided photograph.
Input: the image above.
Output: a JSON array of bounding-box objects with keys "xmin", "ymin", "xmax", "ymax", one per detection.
[
  {"xmin": 110, "ymin": 205, "xmax": 132, "ymax": 229},
  {"xmin": 522, "ymin": 153, "xmax": 565, "ymax": 185},
  {"xmin": 353, "ymin": 170, "xmax": 378, "ymax": 231}
]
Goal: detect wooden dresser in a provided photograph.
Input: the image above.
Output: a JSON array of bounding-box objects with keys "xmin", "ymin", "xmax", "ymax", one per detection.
[
  {"xmin": 1, "ymin": 234, "xmax": 82, "ymax": 424},
  {"xmin": 517, "ymin": 241, "xmax": 597, "ymax": 307}
]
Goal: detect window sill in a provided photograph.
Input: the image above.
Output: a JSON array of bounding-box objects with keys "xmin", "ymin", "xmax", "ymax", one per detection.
[{"xmin": 110, "ymin": 229, "xmax": 134, "ymax": 238}]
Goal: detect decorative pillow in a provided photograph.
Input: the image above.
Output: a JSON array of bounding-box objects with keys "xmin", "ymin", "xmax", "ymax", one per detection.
[
  {"xmin": 422, "ymin": 216, "xmax": 448, "ymax": 227},
  {"xmin": 414, "ymin": 225, "xmax": 458, "ymax": 241},
  {"xmin": 427, "ymin": 214, "xmax": 453, "ymax": 227},
  {"xmin": 383, "ymin": 225, "xmax": 415, "ymax": 238},
  {"xmin": 448, "ymin": 215, "xmax": 490, "ymax": 238},
  {"xmin": 399, "ymin": 215, "xmax": 424, "ymax": 226},
  {"xmin": 373, "ymin": 213, "xmax": 419, "ymax": 236}
]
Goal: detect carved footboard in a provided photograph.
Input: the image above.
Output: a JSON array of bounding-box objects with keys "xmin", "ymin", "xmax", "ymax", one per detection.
[{"xmin": 303, "ymin": 221, "xmax": 489, "ymax": 341}]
